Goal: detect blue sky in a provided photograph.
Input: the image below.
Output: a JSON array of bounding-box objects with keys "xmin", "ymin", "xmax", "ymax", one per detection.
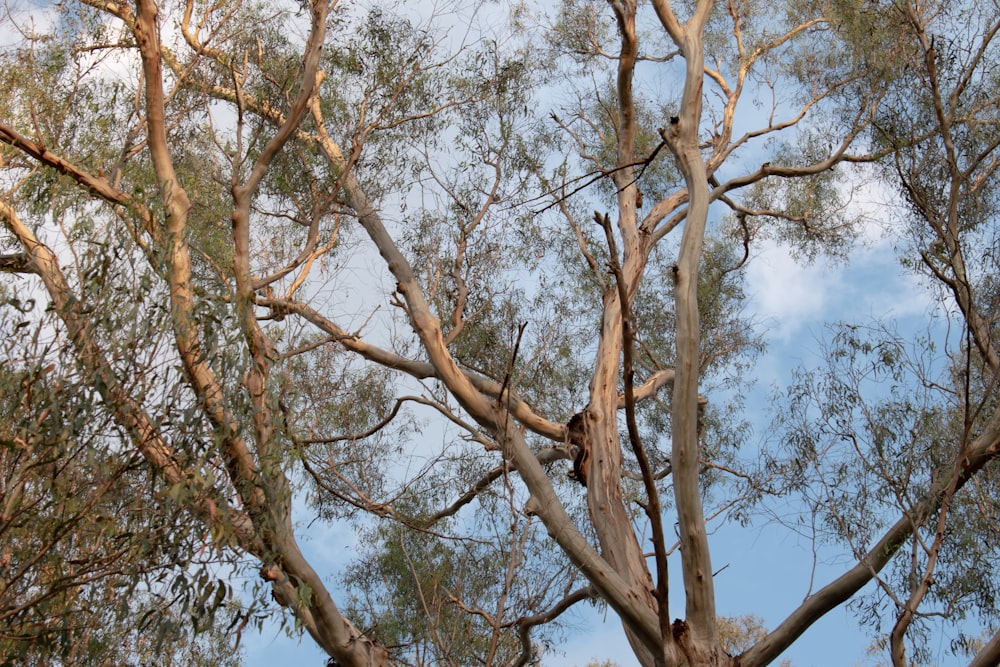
[
  {"xmin": 238, "ymin": 222, "xmax": 965, "ymax": 667},
  {"xmin": 1, "ymin": 1, "xmax": 983, "ymax": 664}
]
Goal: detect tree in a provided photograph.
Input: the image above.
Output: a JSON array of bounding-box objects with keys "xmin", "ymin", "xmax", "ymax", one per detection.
[
  {"xmin": 2, "ymin": 0, "xmax": 1000, "ymax": 665},
  {"xmin": 0, "ymin": 327, "xmax": 249, "ymax": 664}
]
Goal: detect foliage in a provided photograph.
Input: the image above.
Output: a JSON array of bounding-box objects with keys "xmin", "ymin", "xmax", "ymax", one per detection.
[
  {"xmin": 0, "ymin": 321, "xmax": 246, "ymax": 665},
  {"xmin": 2, "ymin": 0, "xmax": 1000, "ymax": 666}
]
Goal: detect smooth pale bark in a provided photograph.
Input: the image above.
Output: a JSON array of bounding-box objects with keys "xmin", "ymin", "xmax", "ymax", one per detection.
[
  {"xmin": 968, "ymin": 628, "xmax": 1000, "ymax": 667},
  {"xmin": 587, "ymin": 298, "xmax": 665, "ymax": 666},
  {"xmin": 9, "ymin": 0, "xmax": 1000, "ymax": 664},
  {"xmin": 580, "ymin": 2, "xmax": 674, "ymax": 663},
  {"xmin": 309, "ymin": 121, "xmax": 664, "ymax": 653},
  {"xmin": 1, "ymin": 204, "xmax": 185, "ymax": 501},
  {"xmin": 131, "ymin": 0, "xmax": 264, "ymax": 510},
  {"xmin": 115, "ymin": 1, "xmax": 395, "ymax": 663},
  {"xmin": 651, "ymin": 0, "xmax": 724, "ymax": 663},
  {"xmin": 0, "ymin": 200, "xmax": 263, "ymax": 551}
]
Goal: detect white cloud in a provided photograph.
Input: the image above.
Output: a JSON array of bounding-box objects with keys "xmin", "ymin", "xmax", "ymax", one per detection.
[
  {"xmin": 746, "ymin": 234, "xmax": 930, "ymax": 348},
  {"xmin": 0, "ymin": 1, "xmax": 57, "ymax": 49},
  {"xmin": 746, "ymin": 241, "xmax": 833, "ymax": 343}
]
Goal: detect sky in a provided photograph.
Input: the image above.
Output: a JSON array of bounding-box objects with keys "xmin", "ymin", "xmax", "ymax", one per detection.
[
  {"xmin": 225, "ymin": 37, "xmax": 967, "ymax": 667},
  {"xmin": 0, "ymin": 1, "xmax": 986, "ymax": 665},
  {"xmin": 239, "ymin": 226, "xmax": 961, "ymax": 667}
]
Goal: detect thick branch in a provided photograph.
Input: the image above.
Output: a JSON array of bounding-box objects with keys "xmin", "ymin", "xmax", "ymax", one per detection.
[
  {"xmin": 0, "ymin": 122, "xmax": 159, "ymax": 243},
  {"xmin": 664, "ymin": 3, "xmax": 718, "ymax": 652},
  {"xmin": 304, "ymin": 101, "xmax": 663, "ymax": 654},
  {"xmin": 600, "ymin": 211, "xmax": 670, "ymax": 641},
  {"xmin": 742, "ymin": 408, "xmax": 1000, "ymax": 667},
  {"xmin": 132, "ymin": 0, "xmax": 263, "ymax": 514},
  {"xmin": 0, "ymin": 252, "xmax": 36, "ymax": 273},
  {"xmin": 969, "ymin": 627, "xmax": 1000, "ymax": 667},
  {"xmin": 267, "ymin": 297, "xmax": 567, "ymax": 439}
]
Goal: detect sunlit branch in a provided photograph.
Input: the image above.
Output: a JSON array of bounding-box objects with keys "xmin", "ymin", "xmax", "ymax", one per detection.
[
  {"xmin": 598, "ymin": 209, "xmax": 670, "ymax": 635},
  {"xmin": 0, "ymin": 122, "xmax": 160, "ymax": 247},
  {"xmin": 0, "ymin": 200, "xmax": 259, "ymax": 552}
]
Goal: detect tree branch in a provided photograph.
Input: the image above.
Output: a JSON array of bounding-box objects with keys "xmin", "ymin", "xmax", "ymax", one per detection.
[
  {"xmin": 742, "ymin": 406, "xmax": 1000, "ymax": 667},
  {"xmin": 511, "ymin": 586, "xmax": 596, "ymax": 667}
]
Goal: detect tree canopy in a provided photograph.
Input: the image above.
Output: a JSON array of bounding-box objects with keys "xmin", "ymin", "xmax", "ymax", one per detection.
[{"xmin": 2, "ymin": 0, "xmax": 1000, "ymax": 665}]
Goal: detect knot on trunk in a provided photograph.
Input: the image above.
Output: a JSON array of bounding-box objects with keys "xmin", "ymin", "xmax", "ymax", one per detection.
[{"xmin": 566, "ymin": 410, "xmax": 592, "ymax": 487}]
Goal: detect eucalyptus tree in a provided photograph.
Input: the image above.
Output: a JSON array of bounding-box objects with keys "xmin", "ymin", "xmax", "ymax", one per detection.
[
  {"xmin": 773, "ymin": 3, "xmax": 1000, "ymax": 665},
  {"xmin": 0, "ymin": 323, "xmax": 248, "ymax": 665},
  {"xmin": 2, "ymin": 0, "xmax": 1000, "ymax": 666}
]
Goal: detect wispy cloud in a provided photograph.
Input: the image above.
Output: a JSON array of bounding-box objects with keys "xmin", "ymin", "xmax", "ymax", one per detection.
[{"xmin": 746, "ymin": 236, "xmax": 928, "ymax": 348}]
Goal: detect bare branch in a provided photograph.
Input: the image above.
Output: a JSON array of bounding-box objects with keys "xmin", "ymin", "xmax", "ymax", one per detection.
[{"xmin": 510, "ymin": 586, "xmax": 597, "ymax": 667}]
